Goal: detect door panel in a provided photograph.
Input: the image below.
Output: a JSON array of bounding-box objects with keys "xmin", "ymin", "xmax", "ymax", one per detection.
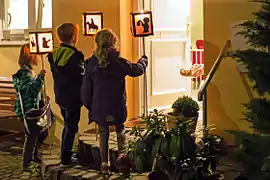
[
  {"xmin": 148, "ymin": 39, "xmax": 190, "ymax": 109},
  {"xmin": 151, "ymin": 0, "xmax": 189, "ymax": 29},
  {"xmin": 150, "ymin": 40, "xmax": 187, "ymax": 95}
]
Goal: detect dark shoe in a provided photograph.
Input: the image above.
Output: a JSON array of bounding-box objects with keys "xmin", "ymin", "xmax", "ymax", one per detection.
[
  {"xmin": 32, "ymin": 157, "xmax": 42, "ymax": 163},
  {"xmin": 116, "ymin": 154, "xmax": 131, "ymax": 175},
  {"xmin": 60, "ymin": 156, "xmax": 78, "ymax": 168},
  {"xmin": 100, "ymin": 164, "xmax": 109, "ymax": 175},
  {"xmin": 72, "ymin": 152, "xmax": 79, "ymax": 159},
  {"xmin": 22, "ymin": 166, "xmax": 32, "ymax": 173}
]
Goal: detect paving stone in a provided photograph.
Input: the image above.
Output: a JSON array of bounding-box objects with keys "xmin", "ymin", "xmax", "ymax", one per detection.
[
  {"xmin": 61, "ymin": 168, "xmax": 83, "ymax": 179},
  {"xmin": 11, "ymin": 174, "xmax": 20, "ymax": 179},
  {"xmin": 21, "ymin": 175, "xmax": 31, "ymax": 179},
  {"xmin": 131, "ymin": 176, "xmax": 149, "ymax": 180},
  {"xmin": 81, "ymin": 171, "xmax": 102, "ymax": 179},
  {"xmin": 42, "ymin": 154, "xmax": 59, "ymax": 160},
  {"xmin": 109, "ymin": 174, "xmax": 126, "ymax": 179},
  {"xmin": 43, "ymin": 159, "xmax": 60, "ymax": 166}
]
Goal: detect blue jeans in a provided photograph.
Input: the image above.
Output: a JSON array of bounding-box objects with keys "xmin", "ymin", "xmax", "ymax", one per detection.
[{"xmin": 60, "ymin": 107, "xmax": 81, "ymax": 164}]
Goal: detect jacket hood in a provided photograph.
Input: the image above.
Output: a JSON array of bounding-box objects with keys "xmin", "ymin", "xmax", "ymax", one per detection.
[
  {"xmin": 12, "ymin": 65, "xmax": 31, "ymax": 92},
  {"xmin": 52, "ymin": 44, "xmax": 76, "ymax": 66}
]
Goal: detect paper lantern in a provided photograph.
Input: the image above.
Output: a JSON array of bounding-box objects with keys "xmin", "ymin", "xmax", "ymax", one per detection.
[
  {"xmin": 82, "ymin": 12, "xmax": 103, "ymax": 36},
  {"xmin": 29, "ymin": 31, "xmax": 53, "ymax": 54},
  {"xmin": 130, "ymin": 11, "xmax": 154, "ymax": 37}
]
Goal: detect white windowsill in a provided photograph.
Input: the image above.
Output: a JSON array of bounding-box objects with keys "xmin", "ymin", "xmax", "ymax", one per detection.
[{"xmin": 0, "ymin": 40, "xmax": 27, "ymax": 47}]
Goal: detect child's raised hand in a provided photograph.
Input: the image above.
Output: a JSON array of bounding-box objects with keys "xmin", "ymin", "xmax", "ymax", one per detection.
[
  {"xmin": 39, "ymin": 69, "xmax": 47, "ymax": 78},
  {"xmin": 45, "ymin": 96, "xmax": 50, "ymax": 101},
  {"xmin": 142, "ymin": 55, "xmax": 148, "ymax": 60}
]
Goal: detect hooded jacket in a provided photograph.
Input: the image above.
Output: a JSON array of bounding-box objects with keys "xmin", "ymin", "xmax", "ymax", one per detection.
[
  {"xmin": 12, "ymin": 65, "xmax": 44, "ymax": 120},
  {"xmin": 81, "ymin": 49, "xmax": 148, "ymax": 127},
  {"xmin": 47, "ymin": 44, "xmax": 85, "ymax": 108}
]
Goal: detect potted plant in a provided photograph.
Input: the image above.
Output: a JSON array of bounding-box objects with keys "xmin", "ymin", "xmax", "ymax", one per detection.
[
  {"xmin": 168, "ymin": 96, "xmax": 200, "ymax": 132},
  {"xmin": 124, "ymin": 110, "xmax": 168, "ymax": 173},
  {"xmin": 123, "ymin": 109, "xmax": 222, "ymax": 179},
  {"xmin": 148, "ymin": 130, "xmax": 223, "ymax": 180}
]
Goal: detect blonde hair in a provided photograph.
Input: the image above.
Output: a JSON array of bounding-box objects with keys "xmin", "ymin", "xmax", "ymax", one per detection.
[
  {"xmin": 94, "ymin": 28, "xmax": 118, "ymax": 65},
  {"xmin": 18, "ymin": 43, "xmax": 33, "ymax": 67},
  {"xmin": 57, "ymin": 23, "xmax": 79, "ymax": 43}
]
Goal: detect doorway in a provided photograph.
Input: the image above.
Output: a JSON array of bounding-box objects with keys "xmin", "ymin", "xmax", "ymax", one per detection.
[{"xmin": 140, "ymin": 0, "xmax": 196, "ymax": 113}]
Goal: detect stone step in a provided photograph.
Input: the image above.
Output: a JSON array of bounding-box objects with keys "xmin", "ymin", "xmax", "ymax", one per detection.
[
  {"xmin": 78, "ymin": 132, "xmax": 135, "ymax": 171},
  {"xmin": 40, "ymin": 132, "xmax": 149, "ymax": 180},
  {"xmin": 41, "ymin": 157, "xmax": 148, "ymax": 180}
]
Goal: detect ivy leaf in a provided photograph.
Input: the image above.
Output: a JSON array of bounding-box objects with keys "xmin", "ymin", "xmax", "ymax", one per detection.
[
  {"xmin": 135, "ymin": 156, "xmax": 143, "ymax": 173},
  {"xmin": 170, "ymin": 135, "xmax": 180, "ymax": 157},
  {"xmin": 161, "ymin": 138, "xmax": 170, "ymax": 156},
  {"xmin": 152, "ymin": 137, "xmax": 162, "ymax": 157}
]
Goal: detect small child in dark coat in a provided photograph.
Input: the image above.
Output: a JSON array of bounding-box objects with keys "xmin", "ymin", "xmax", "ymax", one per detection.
[{"xmin": 81, "ymin": 28, "xmax": 148, "ymax": 174}]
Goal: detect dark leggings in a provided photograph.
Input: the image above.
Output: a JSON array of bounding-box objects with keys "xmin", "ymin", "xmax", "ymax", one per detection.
[
  {"xmin": 99, "ymin": 124, "xmax": 126, "ymax": 164},
  {"xmin": 22, "ymin": 119, "xmax": 47, "ymax": 168}
]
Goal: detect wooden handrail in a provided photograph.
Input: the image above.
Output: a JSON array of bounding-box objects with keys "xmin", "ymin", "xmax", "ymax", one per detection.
[{"xmin": 198, "ymin": 40, "xmax": 231, "ymax": 101}]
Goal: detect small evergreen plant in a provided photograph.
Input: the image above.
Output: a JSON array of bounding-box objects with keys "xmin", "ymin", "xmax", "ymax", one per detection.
[{"xmin": 229, "ymin": 1, "xmax": 270, "ymax": 179}]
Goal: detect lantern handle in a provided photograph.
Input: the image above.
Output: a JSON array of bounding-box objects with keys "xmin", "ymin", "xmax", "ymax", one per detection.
[{"xmin": 41, "ymin": 55, "xmax": 47, "ymax": 102}]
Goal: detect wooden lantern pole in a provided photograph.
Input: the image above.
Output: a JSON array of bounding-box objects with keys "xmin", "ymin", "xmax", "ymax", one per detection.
[
  {"xmin": 140, "ymin": 0, "xmax": 148, "ymax": 116},
  {"xmin": 41, "ymin": 54, "xmax": 52, "ymax": 156},
  {"xmin": 41, "ymin": 55, "xmax": 47, "ymax": 99}
]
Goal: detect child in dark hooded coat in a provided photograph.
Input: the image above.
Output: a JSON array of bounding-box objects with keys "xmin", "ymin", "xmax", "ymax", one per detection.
[{"xmin": 81, "ymin": 28, "xmax": 148, "ymax": 174}]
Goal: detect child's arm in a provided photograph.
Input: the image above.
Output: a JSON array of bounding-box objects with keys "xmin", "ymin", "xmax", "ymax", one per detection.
[
  {"xmin": 119, "ymin": 55, "xmax": 148, "ymax": 77},
  {"xmin": 81, "ymin": 61, "xmax": 93, "ymax": 110}
]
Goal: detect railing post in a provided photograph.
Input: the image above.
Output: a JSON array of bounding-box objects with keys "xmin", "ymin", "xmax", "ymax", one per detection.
[
  {"xmin": 203, "ymin": 89, "xmax": 207, "ymax": 138},
  {"xmin": 196, "ymin": 40, "xmax": 231, "ymax": 138}
]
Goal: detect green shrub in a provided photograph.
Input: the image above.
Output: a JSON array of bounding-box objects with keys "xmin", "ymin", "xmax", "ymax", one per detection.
[{"xmin": 172, "ymin": 96, "xmax": 199, "ymax": 117}]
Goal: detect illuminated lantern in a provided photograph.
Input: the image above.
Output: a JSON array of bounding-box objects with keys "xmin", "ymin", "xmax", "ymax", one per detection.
[
  {"xmin": 130, "ymin": 11, "xmax": 154, "ymax": 37},
  {"xmin": 82, "ymin": 12, "xmax": 103, "ymax": 36},
  {"xmin": 29, "ymin": 31, "xmax": 53, "ymax": 54}
]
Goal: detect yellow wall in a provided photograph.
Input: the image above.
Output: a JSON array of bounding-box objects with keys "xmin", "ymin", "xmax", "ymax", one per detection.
[
  {"xmin": 204, "ymin": 0, "xmax": 260, "ymax": 144},
  {"xmin": 190, "ymin": 0, "xmax": 204, "ymax": 48},
  {"xmin": 120, "ymin": 0, "xmax": 136, "ymax": 123},
  {"xmin": 0, "ymin": 47, "xmax": 20, "ymax": 76}
]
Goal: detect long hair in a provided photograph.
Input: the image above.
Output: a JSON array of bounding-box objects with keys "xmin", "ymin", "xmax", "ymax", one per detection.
[
  {"xmin": 18, "ymin": 43, "xmax": 32, "ymax": 68},
  {"xmin": 94, "ymin": 29, "xmax": 118, "ymax": 66}
]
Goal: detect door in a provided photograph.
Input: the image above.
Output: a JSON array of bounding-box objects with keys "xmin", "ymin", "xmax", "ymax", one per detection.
[{"xmin": 140, "ymin": 0, "xmax": 192, "ymax": 112}]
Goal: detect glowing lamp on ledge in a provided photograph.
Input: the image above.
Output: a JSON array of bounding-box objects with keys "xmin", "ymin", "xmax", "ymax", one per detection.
[
  {"xmin": 130, "ymin": 11, "xmax": 154, "ymax": 37},
  {"xmin": 29, "ymin": 31, "xmax": 53, "ymax": 54},
  {"xmin": 82, "ymin": 12, "xmax": 103, "ymax": 36}
]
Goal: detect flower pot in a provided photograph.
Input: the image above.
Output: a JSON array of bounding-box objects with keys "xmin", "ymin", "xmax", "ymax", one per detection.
[{"xmin": 166, "ymin": 112, "xmax": 198, "ymax": 133}]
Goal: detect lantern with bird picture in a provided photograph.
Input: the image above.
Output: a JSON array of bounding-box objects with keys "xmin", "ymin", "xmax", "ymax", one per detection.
[{"xmin": 29, "ymin": 31, "xmax": 53, "ymax": 54}]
